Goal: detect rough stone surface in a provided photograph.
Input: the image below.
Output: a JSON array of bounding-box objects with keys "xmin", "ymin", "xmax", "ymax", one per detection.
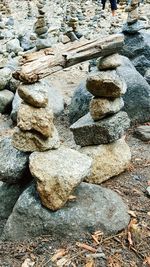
[
  {"xmin": 121, "ymin": 31, "xmax": 150, "ymax": 76},
  {"xmin": 0, "ymin": 89, "xmax": 14, "ymax": 113},
  {"xmin": 90, "ymin": 97, "xmax": 124, "ymax": 120},
  {"xmin": 12, "ymin": 126, "xmax": 60, "ymax": 152},
  {"xmin": 17, "ymin": 102, "xmax": 54, "ymax": 138},
  {"xmin": 97, "ymin": 53, "xmax": 123, "ymax": 70},
  {"xmin": 116, "ymin": 58, "xmax": 150, "ymax": 124},
  {"xmin": 144, "ymin": 68, "xmax": 150, "ymax": 85},
  {"xmin": 0, "ymin": 181, "xmax": 24, "ymax": 220},
  {"xmin": 69, "ymin": 81, "xmax": 92, "ymax": 124},
  {"xmin": 6, "ymin": 38, "xmax": 23, "ymax": 55},
  {"xmin": 134, "ymin": 125, "xmax": 150, "ymax": 141},
  {"xmin": 18, "ymin": 81, "xmax": 49, "ymax": 108},
  {"xmin": 29, "ymin": 147, "xmax": 92, "ymax": 210},
  {"xmin": 80, "ymin": 138, "xmax": 131, "ymax": 184},
  {"xmin": 10, "ymin": 91, "xmax": 22, "ymax": 122},
  {"xmin": 0, "ymin": 137, "xmax": 30, "ymax": 184},
  {"xmin": 0, "ymin": 67, "xmax": 12, "ymax": 90},
  {"xmin": 47, "ymin": 82, "xmax": 64, "ymax": 116},
  {"xmin": 86, "ymin": 70, "xmax": 127, "ymax": 98},
  {"xmin": 70, "ymin": 111, "xmax": 130, "ymax": 146},
  {"xmin": 1, "ymin": 183, "xmax": 130, "ymax": 241}
]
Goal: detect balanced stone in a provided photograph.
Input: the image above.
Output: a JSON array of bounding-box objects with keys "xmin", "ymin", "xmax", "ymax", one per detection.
[
  {"xmin": 35, "ymin": 26, "xmax": 48, "ymax": 35},
  {"xmin": 80, "ymin": 137, "xmax": 131, "ymax": 184},
  {"xmin": 127, "ymin": 8, "xmax": 139, "ymax": 25},
  {"xmin": 12, "ymin": 126, "xmax": 60, "ymax": 152},
  {"xmin": 86, "ymin": 70, "xmax": 127, "ymax": 98},
  {"xmin": 17, "ymin": 102, "xmax": 54, "ymax": 138},
  {"xmin": 18, "ymin": 81, "xmax": 48, "ymax": 108},
  {"xmin": 90, "ymin": 97, "xmax": 124, "ymax": 120},
  {"xmin": 70, "ymin": 111, "xmax": 130, "ymax": 146},
  {"xmin": 97, "ymin": 54, "xmax": 123, "ymax": 70},
  {"xmin": 29, "ymin": 147, "xmax": 92, "ymax": 210}
]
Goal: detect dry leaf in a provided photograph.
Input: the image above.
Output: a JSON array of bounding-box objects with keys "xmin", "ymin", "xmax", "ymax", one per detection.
[
  {"xmin": 21, "ymin": 258, "xmax": 35, "ymax": 267},
  {"xmin": 143, "ymin": 256, "xmax": 150, "ymax": 266},
  {"xmin": 76, "ymin": 242, "xmax": 97, "ymax": 253},
  {"xmin": 128, "ymin": 210, "xmax": 137, "ymax": 218},
  {"xmin": 68, "ymin": 195, "xmax": 77, "ymax": 201},
  {"xmin": 51, "ymin": 249, "xmax": 66, "ymax": 262},
  {"xmin": 127, "ymin": 219, "xmax": 141, "ymax": 246},
  {"xmin": 56, "ymin": 255, "xmax": 71, "ymax": 267},
  {"xmin": 85, "ymin": 257, "xmax": 95, "ymax": 267}
]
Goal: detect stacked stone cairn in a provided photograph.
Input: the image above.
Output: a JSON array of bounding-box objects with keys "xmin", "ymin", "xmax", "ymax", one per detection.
[
  {"xmin": 11, "ymin": 80, "xmax": 92, "ymax": 212},
  {"xmin": 12, "ymin": 81, "xmax": 60, "ymax": 153},
  {"xmin": 123, "ymin": 0, "xmax": 144, "ymax": 34},
  {"xmin": 27, "ymin": 0, "xmax": 32, "ymax": 18},
  {"xmin": 34, "ymin": 0, "xmax": 51, "ymax": 50},
  {"xmin": 0, "ymin": 0, "xmax": 10, "ymax": 15},
  {"xmin": 70, "ymin": 53, "xmax": 131, "ymax": 184}
]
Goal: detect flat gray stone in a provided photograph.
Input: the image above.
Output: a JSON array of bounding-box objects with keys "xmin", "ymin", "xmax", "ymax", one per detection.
[
  {"xmin": 0, "ymin": 137, "xmax": 30, "ymax": 184},
  {"xmin": 70, "ymin": 111, "xmax": 130, "ymax": 146},
  {"xmin": 1, "ymin": 183, "xmax": 130, "ymax": 241},
  {"xmin": 134, "ymin": 125, "xmax": 150, "ymax": 141}
]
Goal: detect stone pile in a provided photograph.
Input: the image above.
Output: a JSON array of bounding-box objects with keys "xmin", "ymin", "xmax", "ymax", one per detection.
[
  {"xmin": 0, "ymin": 67, "xmax": 14, "ymax": 113},
  {"xmin": 34, "ymin": 0, "xmax": 51, "ymax": 50},
  {"xmin": 27, "ymin": 0, "xmax": 32, "ymax": 18},
  {"xmin": 122, "ymin": 0, "xmax": 144, "ymax": 34},
  {"xmin": 12, "ymin": 81, "xmax": 60, "ymax": 152},
  {"xmin": 70, "ymin": 53, "xmax": 131, "ymax": 184}
]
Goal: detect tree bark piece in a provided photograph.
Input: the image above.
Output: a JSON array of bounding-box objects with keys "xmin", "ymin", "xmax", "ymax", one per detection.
[{"xmin": 13, "ymin": 34, "xmax": 124, "ymax": 84}]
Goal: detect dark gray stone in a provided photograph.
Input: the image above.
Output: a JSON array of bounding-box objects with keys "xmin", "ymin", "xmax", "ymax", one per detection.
[
  {"xmin": 122, "ymin": 21, "xmax": 144, "ymax": 34},
  {"xmin": 134, "ymin": 125, "xmax": 150, "ymax": 141},
  {"xmin": 1, "ymin": 183, "xmax": 130, "ymax": 241},
  {"xmin": 69, "ymin": 81, "xmax": 92, "ymax": 124},
  {"xmin": 121, "ymin": 31, "xmax": 150, "ymax": 76},
  {"xmin": 0, "ymin": 181, "xmax": 24, "ymax": 220},
  {"xmin": 70, "ymin": 111, "xmax": 130, "ymax": 147},
  {"xmin": 0, "ymin": 90, "xmax": 14, "ymax": 114},
  {"xmin": 10, "ymin": 91, "xmax": 22, "ymax": 123},
  {"xmin": 0, "ymin": 137, "xmax": 30, "ymax": 184},
  {"xmin": 116, "ymin": 58, "xmax": 150, "ymax": 124}
]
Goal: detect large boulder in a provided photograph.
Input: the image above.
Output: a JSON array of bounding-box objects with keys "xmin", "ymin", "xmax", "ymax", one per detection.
[
  {"xmin": 0, "ymin": 137, "xmax": 30, "ymax": 184},
  {"xmin": 70, "ymin": 111, "xmax": 130, "ymax": 146},
  {"xmin": 121, "ymin": 31, "xmax": 150, "ymax": 76},
  {"xmin": 1, "ymin": 183, "xmax": 130, "ymax": 241},
  {"xmin": 80, "ymin": 137, "xmax": 131, "ymax": 184},
  {"xmin": 29, "ymin": 147, "xmax": 92, "ymax": 210},
  {"xmin": 69, "ymin": 56, "xmax": 150, "ymax": 124}
]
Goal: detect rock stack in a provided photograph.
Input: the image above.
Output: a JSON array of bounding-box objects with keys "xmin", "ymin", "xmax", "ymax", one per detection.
[
  {"xmin": 0, "ymin": 0, "xmax": 10, "ymax": 15},
  {"xmin": 122, "ymin": 0, "xmax": 144, "ymax": 34},
  {"xmin": 27, "ymin": 0, "xmax": 32, "ymax": 18},
  {"xmin": 12, "ymin": 81, "xmax": 60, "ymax": 152},
  {"xmin": 70, "ymin": 53, "xmax": 131, "ymax": 184},
  {"xmin": 34, "ymin": 0, "xmax": 51, "ymax": 50}
]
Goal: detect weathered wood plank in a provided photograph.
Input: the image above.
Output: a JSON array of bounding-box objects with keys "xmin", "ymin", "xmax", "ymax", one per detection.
[{"xmin": 13, "ymin": 34, "xmax": 124, "ymax": 84}]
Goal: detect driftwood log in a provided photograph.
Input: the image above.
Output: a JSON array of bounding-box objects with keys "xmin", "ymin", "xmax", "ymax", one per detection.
[{"xmin": 13, "ymin": 34, "xmax": 124, "ymax": 84}]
